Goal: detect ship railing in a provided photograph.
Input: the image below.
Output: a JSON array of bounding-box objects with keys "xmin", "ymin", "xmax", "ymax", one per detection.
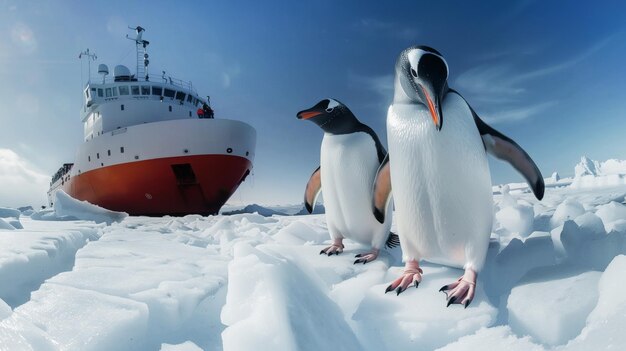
[{"xmin": 86, "ymin": 73, "xmax": 197, "ymax": 94}]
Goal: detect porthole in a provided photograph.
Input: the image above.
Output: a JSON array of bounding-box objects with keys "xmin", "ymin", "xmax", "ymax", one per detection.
[
  {"xmin": 120, "ymin": 147, "xmax": 125, "ymax": 153},
  {"xmin": 97, "ymin": 153, "xmax": 100, "ymax": 159},
  {"xmin": 246, "ymin": 151, "xmax": 249, "ymax": 156},
  {"xmin": 169, "ymin": 105, "xmax": 172, "ymax": 112},
  {"xmin": 121, "ymin": 104, "xmax": 124, "ymax": 111},
  {"xmin": 135, "ymin": 155, "xmax": 139, "ymax": 160},
  {"xmin": 226, "ymin": 148, "xmax": 233, "ymax": 154},
  {"xmin": 107, "ymin": 150, "xmax": 111, "ymax": 156},
  {"xmin": 183, "ymin": 149, "xmax": 189, "ymax": 154}
]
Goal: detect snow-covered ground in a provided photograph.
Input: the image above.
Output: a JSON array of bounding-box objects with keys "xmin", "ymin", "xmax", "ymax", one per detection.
[{"xmin": 1, "ymin": 158, "xmax": 626, "ymax": 350}]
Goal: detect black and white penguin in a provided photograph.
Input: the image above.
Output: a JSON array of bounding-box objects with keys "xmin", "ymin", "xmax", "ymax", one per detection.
[
  {"xmin": 373, "ymin": 46, "xmax": 544, "ymax": 307},
  {"xmin": 298, "ymin": 98, "xmax": 398, "ymax": 263}
]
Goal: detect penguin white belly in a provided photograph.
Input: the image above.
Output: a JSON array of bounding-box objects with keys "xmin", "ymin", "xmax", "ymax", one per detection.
[
  {"xmin": 320, "ymin": 133, "xmax": 391, "ymax": 247},
  {"xmin": 387, "ymin": 94, "xmax": 493, "ymax": 270}
]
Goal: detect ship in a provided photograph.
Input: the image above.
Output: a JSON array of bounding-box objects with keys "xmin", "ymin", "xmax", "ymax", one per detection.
[{"xmin": 47, "ymin": 26, "xmax": 256, "ymax": 216}]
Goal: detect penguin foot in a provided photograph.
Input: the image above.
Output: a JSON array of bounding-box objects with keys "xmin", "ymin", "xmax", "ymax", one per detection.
[
  {"xmin": 439, "ymin": 269, "xmax": 477, "ymax": 308},
  {"xmin": 319, "ymin": 238, "xmax": 344, "ymax": 256},
  {"xmin": 353, "ymin": 248, "xmax": 379, "ymax": 264},
  {"xmin": 384, "ymin": 259, "xmax": 422, "ymax": 296}
]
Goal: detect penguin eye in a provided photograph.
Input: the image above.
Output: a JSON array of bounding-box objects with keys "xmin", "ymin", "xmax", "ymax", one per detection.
[
  {"xmin": 411, "ymin": 68, "xmax": 418, "ymax": 78},
  {"xmin": 325, "ymin": 107, "xmax": 334, "ymax": 113}
]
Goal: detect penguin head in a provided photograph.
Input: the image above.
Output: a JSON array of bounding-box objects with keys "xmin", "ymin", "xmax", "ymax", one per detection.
[
  {"xmin": 297, "ymin": 98, "xmax": 360, "ymax": 134},
  {"xmin": 395, "ymin": 45, "xmax": 449, "ymax": 131}
]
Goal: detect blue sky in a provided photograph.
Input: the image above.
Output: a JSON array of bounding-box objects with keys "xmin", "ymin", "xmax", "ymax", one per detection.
[{"xmin": 1, "ymin": 0, "xmax": 626, "ymax": 207}]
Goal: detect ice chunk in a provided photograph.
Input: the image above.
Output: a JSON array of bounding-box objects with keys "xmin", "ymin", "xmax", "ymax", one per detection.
[
  {"xmin": 435, "ymin": 326, "xmax": 545, "ymax": 351},
  {"xmin": 595, "ymin": 201, "xmax": 626, "ymax": 232},
  {"xmin": 550, "ymin": 199, "xmax": 585, "ymax": 229},
  {"xmin": 353, "ymin": 265, "xmax": 497, "ymax": 350},
  {"xmin": 0, "ymin": 219, "xmax": 15, "ymax": 230},
  {"xmin": 0, "ymin": 203, "xmax": 24, "ymax": 229},
  {"xmin": 53, "ymin": 190, "xmax": 127, "ymax": 225},
  {"xmin": 0, "ymin": 230, "xmax": 94, "ymax": 307},
  {"xmin": 13, "ymin": 284, "xmax": 149, "ymax": 350},
  {"xmin": 0, "ymin": 299, "xmax": 10, "ymax": 320},
  {"xmin": 483, "ymin": 234, "xmax": 555, "ymax": 299},
  {"xmin": 495, "ymin": 203, "xmax": 534, "ymax": 238},
  {"xmin": 558, "ymin": 255, "xmax": 626, "ymax": 350},
  {"xmin": 574, "ymin": 156, "xmax": 599, "ymax": 177},
  {"xmin": 0, "ymin": 314, "xmax": 57, "ymax": 350},
  {"xmin": 573, "ymin": 212, "xmax": 605, "ymax": 237},
  {"xmin": 272, "ymin": 220, "xmax": 328, "ymax": 245},
  {"xmin": 507, "ymin": 271, "xmax": 601, "ymax": 345},
  {"xmin": 221, "ymin": 242, "xmax": 362, "ymax": 351}
]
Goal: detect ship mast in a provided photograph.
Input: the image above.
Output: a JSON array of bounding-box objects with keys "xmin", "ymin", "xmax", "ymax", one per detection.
[
  {"xmin": 78, "ymin": 48, "xmax": 97, "ymax": 84},
  {"xmin": 126, "ymin": 26, "xmax": 150, "ymax": 81}
]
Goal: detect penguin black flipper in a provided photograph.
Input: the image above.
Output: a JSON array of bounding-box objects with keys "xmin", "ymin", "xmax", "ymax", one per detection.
[
  {"xmin": 372, "ymin": 154, "xmax": 393, "ymax": 223},
  {"xmin": 450, "ymin": 90, "xmax": 545, "ymax": 200},
  {"xmin": 356, "ymin": 123, "xmax": 387, "ymax": 163},
  {"xmin": 304, "ymin": 166, "xmax": 322, "ymax": 213}
]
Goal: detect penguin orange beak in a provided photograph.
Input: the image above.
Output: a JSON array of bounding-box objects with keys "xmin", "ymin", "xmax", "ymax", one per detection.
[
  {"xmin": 420, "ymin": 85, "xmax": 443, "ymax": 131},
  {"xmin": 297, "ymin": 110, "xmax": 321, "ymax": 120}
]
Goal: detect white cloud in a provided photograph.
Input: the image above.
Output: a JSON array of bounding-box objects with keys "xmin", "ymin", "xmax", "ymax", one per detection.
[
  {"xmin": 480, "ymin": 101, "xmax": 558, "ymax": 124},
  {"xmin": 454, "ymin": 35, "xmax": 614, "ymax": 124},
  {"xmin": 0, "ymin": 149, "xmax": 49, "ymax": 208},
  {"xmin": 10, "ymin": 22, "xmax": 37, "ymax": 54}
]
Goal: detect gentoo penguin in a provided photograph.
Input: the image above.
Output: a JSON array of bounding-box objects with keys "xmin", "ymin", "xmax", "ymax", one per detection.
[
  {"xmin": 298, "ymin": 98, "xmax": 398, "ymax": 263},
  {"xmin": 373, "ymin": 46, "xmax": 544, "ymax": 307}
]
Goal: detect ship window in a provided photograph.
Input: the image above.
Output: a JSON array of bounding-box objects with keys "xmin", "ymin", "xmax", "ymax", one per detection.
[
  {"xmin": 121, "ymin": 104, "xmax": 124, "ymax": 111},
  {"xmin": 119, "ymin": 86, "xmax": 129, "ymax": 95},
  {"xmin": 107, "ymin": 150, "xmax": 111, "ymax": 156},
  {"xmin": 131, "ymin": 86, "xmax": 140, "ymax": 95},
  {"xmin": 88, "ymin": 156, "xmax": 91, "ymax": 162},
  {"xmin": 189, "ymin": 111, "xmax": 192, "ymax": 117},
  {"xmin": 91, "ymin": 87, "xmax": 96, "ymax": 93},
  {"xmin": 176, "ymin": 91, "xmax": 186, "ymax": 101},
  {"xmin": 120, "ymin": 147, "xmax": 124, "ymax": 153},
  {"xmin": 164, "ymin": 88, "xmax": 175, "ymax": 98},
  {"xmin": 112, "ymin": 87, "xmax": 118, "ymax": 96},
  {"xmin": 152, "ymin": 86, "xmax": 162, "ymax": 96},
  {"xmin": 169, "ymin": 105, "xmax": 172, "ymax": 112},
  {"xmin": 97, "ymin": 153, "xmax": 100, "ymax": 159},
  {"xmin": 97, "ymin": 89, "xmax": 103, "ymax": 97},
  {"xmin": 186, "ymin": 94, "xmax": 193, "ymax": 103},
  {"xmin": 105, "ymin": 88, "xmax": 112, "ymax": 97},
  {"xmin": 141, "ymin": 86, "xmax": 150, "ymax": 95}
]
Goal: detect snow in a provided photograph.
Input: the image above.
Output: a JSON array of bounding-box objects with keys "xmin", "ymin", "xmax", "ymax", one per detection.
[
  {"xmin": 0, "ymin": 158, "xmax": 625, "ymax": 350},
  {"xmin": 507, "ymin": 271, "xmax": 601, "ymax": 345}
]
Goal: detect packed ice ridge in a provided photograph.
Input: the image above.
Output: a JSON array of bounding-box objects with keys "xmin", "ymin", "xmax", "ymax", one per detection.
[{"xmin": 0, "ymin": 157, "xmax": 625, "ymax": 350}]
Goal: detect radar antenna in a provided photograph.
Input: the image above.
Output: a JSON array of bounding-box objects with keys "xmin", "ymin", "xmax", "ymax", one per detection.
[
  {"xmin": 78, "ymin": 49, "xmax": 97, "ymax": 84},
  {"xmin": 126, "ymin": 26, "xmax": 150, "ymax": 81}
]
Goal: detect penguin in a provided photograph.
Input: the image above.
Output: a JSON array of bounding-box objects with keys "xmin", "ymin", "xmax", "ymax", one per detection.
[
  {"xmin": 298, "ymin": 98, "xmax": 398, "ymax": 264},
  {"xmin": 372, "ymin": 46, "xmax": 544, "ymax": 307}
]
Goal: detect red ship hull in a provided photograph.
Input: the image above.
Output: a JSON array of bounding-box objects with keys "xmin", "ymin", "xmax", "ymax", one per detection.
[{"xmin": 59, "ymin": 154, "xmax": 252, "ymax": 216}]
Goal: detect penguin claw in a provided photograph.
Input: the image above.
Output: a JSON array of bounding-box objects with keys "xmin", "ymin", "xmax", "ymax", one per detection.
[
  {"xmin": 414, "ymin": 281, "xmax": 419, "ymax": 289},
  {"xmin": 385, "ymin": 284, "xmax": 395, "ymax": 294},
  {"xmin": 396, "ymin": 286, "xmax": 404, "ymax": 296},
  {"xmin": 441, "ymin": 269, "xmax": 477, "ymax": 308},
  {"xmin": 447, "ymin": 296, "xmax": 457, "ymax": 307},
  {"xmin": 355, "ymin": 253, "xmax": 363, "ymax": 258}
]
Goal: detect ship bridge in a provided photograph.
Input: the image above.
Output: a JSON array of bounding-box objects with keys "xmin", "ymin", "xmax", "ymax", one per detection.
[{"xmin": 79, "ymin": 27, "xmax": 213, "ymax": 141}]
